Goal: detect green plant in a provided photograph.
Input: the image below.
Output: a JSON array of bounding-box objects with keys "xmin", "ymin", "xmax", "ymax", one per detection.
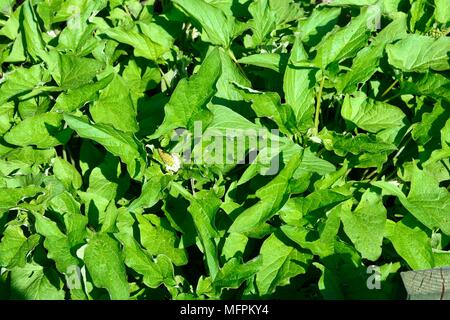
[{"xmin": 0, "ymin": 0, "xmax": 449, "ymax": 300}]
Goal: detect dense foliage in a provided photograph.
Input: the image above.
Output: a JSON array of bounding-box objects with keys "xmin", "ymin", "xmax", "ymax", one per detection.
[{"xmin": 0, "ymin": 0, "xmax": 449, "ymax": 300}]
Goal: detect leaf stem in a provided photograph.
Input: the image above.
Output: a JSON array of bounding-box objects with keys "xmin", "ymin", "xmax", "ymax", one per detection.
[
  {"xmin": 170, "ymin": 181, "xmax": 194, "ymax": 201},
  {"xmin": 228, "ymin": 48, "xmax": 246, "ymax": 77},
  {"xmin": 314, "ymin": 75, "xmax": 326, "ymax": 133},
  {"xmin": 381, "ymin": 79, "xmax": 398, "ymax": 98}
]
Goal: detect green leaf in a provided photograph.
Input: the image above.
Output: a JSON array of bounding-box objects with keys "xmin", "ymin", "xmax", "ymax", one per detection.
[
  {"xmin": 63, "ymin": 114, "xmax": 146, "ymax": 179},
  {"xmin": 0, "ymin": 65, "xmax": 46, "ymax": 105},
  {"xmin": 385, "ymin": 218, "xmax": 434, "ymax": 270},
  {"xmin": 221, "ymin": 232, "xmax": 248, "ymax": 261},
  {"xmin": 373, "ymin": 167, "xmax": 450, "ymax": 235},
  {"xmin": 229, "ymin": 153, "xmax": 302, "ymax": 235},
  {"xmin": 435, "ymin": 0, "xmax": 450, "ymax": 24},
  {"xmin": 84, "ymin": 233, "xmax": 129, "ymax": 300},
  {"xmin": 321, "ymin": 129, "xmax": 397, "ymax": 157},
  {"xmin": 340, "ymin": 190, "xmax": 386, "ymax": 261},
  {"xmin": 313, "ymin": 8, "xmax": 372, "ymax": 69},
  {"xmin": 21, "ymin": 0, "xmax": 48, "ymax": 61},
  {"xmin": 0, "ymin": 185, "xmax": 44, "ymax": 211},
  {"xmin": 337, "ymin": 15, "xmax": 407, "ymax": 93},
  {"xmin": 187, "ymin": 189, "xmax": 222, "ymax": 278},
  {"xmin": 102, "ymin": 25, "xmax": 170, "ymax": 61},
  {"xmin": 255, "ymin": 232, "xmax": 312, "ymax": 295},
  {"xmin": 237, "ymin": 53, "xmax": 284, "ymax": 72},
  {"xmin": 90, "ymin": 74, "xmax": 139, "ymax": 133},
  {"xmin": 405, "ymin": 167, "xmax": 450, "ymax": 235},
  {"xmin": 54, "ymin": 53, "xmax": 105, "ymax": 90},
  {"xmin": 401, "ymin": 72, "xmax": 450, "ymax": 102},
  {"xmin": 386, "ymin": 35, "xmax": 450, "ymax": 73},
  {"xmin": 213, "ymin": 256, "xmax": 262, "ymax": 290},
  {"xmin": 115, "ymin": 233, "xmax": 176, "ymax": 288},
  {"xmin": 281, "ymin": 201, "xmax": 343, "ymax": 257},
  {"xmin": 127, "ymin": 170, "xmax": 171, "ymax": 213},
  {"xmin": 246, "ymin": 0, "xmax": 276, "ymax": 47},
  {"xmin": 10, "ymin": 263, "xmax": 65, "ymax": 300},
  {"xmin": 236, "ymin": 85, "xmax": 296, "ymax": 135},
  {"xmin": 298, "ymin": 7, "xmax": 341, "ymax": 47},
  {"xmin": 53, "ymin": 73, "xmax": 114, "ymax": 112},
  {"xmin": 32, "ymin": 212, "xmax": 80, "ymax": 274},
  {"xmin": 151, "ymin": 48, "xmax": 222, "ymax": 138},
  {"xmin": 4, "ymin": 112, "xmax": 71, "ymax": 148},
  {"xmin": 0, "ymin": 225, "xmax": 40, "ymax": 268},
  {"xmin": 136, "ymin": 213, "xmax": 188, "ymax": 266},
  {"xmin": 172, "ymin": 0, "xmax": 234, "ymax": 47},
  {"xmin": 53, "ymin": 157, "xmax": 83, "ymax": 190},
  {"xmin": 283, "ymin": 36, "xmax": 316, "ymax": 131},
  {"xmin": 341, "ymin": 93, "xmax": 407, "ymax": 134}
]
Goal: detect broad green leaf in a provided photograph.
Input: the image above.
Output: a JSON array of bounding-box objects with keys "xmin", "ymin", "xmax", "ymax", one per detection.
[
  {"xmin": 52, "ymin": 73, "xmax": 114, "ymax": 113},
  {"xmin": 84, "ymin": 233, "xmax": 129, "ymax": 300},
  {"xmin": 373, "ymin": 167, "xmax": 450, "ymax": 235},
  {"xmin": 411, "ymin": 101, "xmax": 446, "ymax": 145},
  {"xmin": 213, "ymin": 256, "xmax": 262, "ymax": 290},
  {"xmin": 136, "ymin": 213, "xmax": 188, "ymax": 266},
  {"xmin": 337, "ymin": 15, "xmax": 407, "ymax": 93},
  {"xmin": 341, "ymin": 93, "xmax": 407, "ymax": 133},
  {"xmin": 246, "ymin": 0, "xmax": 276, "ymax": 47},
  {"xmin": 321, "ymin": 129, "xmax": 397, "ymax": 157},
  {"xmin": 63, "ymin": 114, "xmax": 146, "ymax": 179},
  {"xmin": 21, "ymin": 0, "xmax": 48, "ymax": 61},
  {"xmin": 385, "ymin": 218, "xmax": 434, "ymax": 270},
  {"xmin": 0, "ymin": 65, "xmax": 46, "ymax": 105},
  {"xmin": 102, "ymin": 25, "xmax": 170, "ymax": 61},
  {"xmin": 255, "ymin": 232, "xmax": 312, "ymax": 295},
  {"xmin": 214, "ymin": 47, "xmax": 252, "ymax": 103},
  {"xmin": 298, "ymin": 7, "xmax": 341, "ymax": 47},
  {"xmin": 281, "ymin": 201, "xmax": 344, "ymax": 257},
  {"xmin": 53, "ymin": 157, "xmax": 83, "ymax": 190},
  {"xmin": 279, "ymin": 188, "xmax": 350, "ymax": 225},
  {"xmin": 0, "ymin": 7, "xmax": 20, "ymax": 40},
  {"xmin": 401, "ymin": 72, "xmax": 450, "ymax": 102},
  {"xmin": 340, "ymin": 190, "xmax": 386, "ymax": 261},
  {"xmin": 313, "ymin": 8, "xmax": 372, "ymax": 69},
  {"xmin": 90, "ymin": 74, "xmax": 139, "ymax": 133},
  {"xmin": 386, "ymin": 35, "xmax": 450, "ymax": 73},
  {"xmin": 53, "ymin": 53, "xmax": 105, "ymax": 90},
  {"xmin": 172, "ymin": 0, "xmax": 234, "ymax": 47},
  {"xmin": 0, "ymin": 111, "xmax": 16, "ymax": 144},
  {"xmin": 409, "ymin": 0, "xmax": 434, "ymax": 32},
  {"xmin": 115, "ymin": 233, "xmax": 176, "ymax": 288},
  {"xmin": 236, "ymin": 86, "xmax": 296, "ymax": 135},
  {"xmin": 4, "ymin": 112, "xmax": 71, "ymax": 148},
  {"xmin": 10, "ymin": 263, "xmax": 65, "ymax": 300},
  {"xmin": 127, "ymin": 170, "xmax": 171, "ymax": 213},
  {"xmin": 32, "ymin": 212, "xmax": 80, "ymax": 273},
  {"xmin": 187, "ymin": 190, "xmax": 222, "ymax": 277},
  {"xmin": 405, "ymin": 167, "xmax": 450, "ymax": 235},
  {"xmin": 0, "ymin": 185, "xmax": 44, "ymax": 211},
  {"xmin": 0, "ymin": 225, "xmax": 40, "ymax": 268},
  {"xmin": 221, "ymin": 232, "xmax": 248, "ymax": 261},
  {"xmin": 229, "ymin": 153, "xmax": 301, "ymax": 235},
  {"xmin": 237, "ymin": 53, "xmax": 283, "ymax": 72},
  {"xmin": 435, "ymin": 0, "xmax": 450, "ymax": 24},
  {"xmin": 283, "ymin": 36, "xmax": 316, "ymax": 131},
  {"xmin": 151, "ymin": 48, "xmax": 222, "ymax": 138}
]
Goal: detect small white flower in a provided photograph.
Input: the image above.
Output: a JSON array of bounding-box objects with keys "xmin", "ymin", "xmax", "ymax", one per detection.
[{"xmin": 166, "ymin": 153, "xmax": 181, "ymax": 172}]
